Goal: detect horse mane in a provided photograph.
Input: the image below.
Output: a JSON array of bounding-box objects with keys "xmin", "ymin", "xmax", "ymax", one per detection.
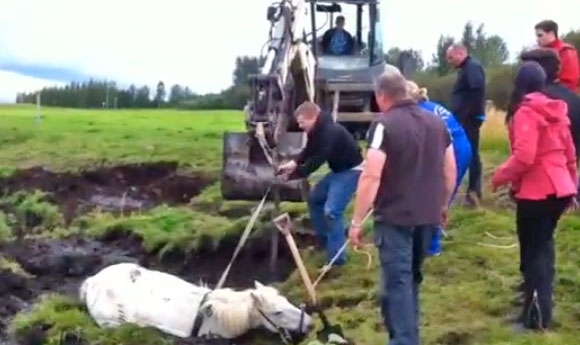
[{"xmin": 203, "ymin": 288, "xmax": 256, "ymax": 336}]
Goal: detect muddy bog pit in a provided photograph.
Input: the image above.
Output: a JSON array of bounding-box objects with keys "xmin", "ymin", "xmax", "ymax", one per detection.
[
  {"xmin": 0, "ymin": 161, "xmax": 216, "ymax": 223},
  {"xmin": 0, "ymin": 229, "xmax": 316, "ymax": 345},
  {"xmin": 0, "ymin": 162, "xmax": 318, "ymax": 345}
]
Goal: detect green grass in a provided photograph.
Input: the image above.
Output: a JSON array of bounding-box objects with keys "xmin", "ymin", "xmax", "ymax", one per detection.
[
  {"xmin": 3, "ymin": 104, "xmax": 580, "ymax": 345},
  {"xmin": 0, "ymin": 106, "xmax": 244, "ymax": 173}
]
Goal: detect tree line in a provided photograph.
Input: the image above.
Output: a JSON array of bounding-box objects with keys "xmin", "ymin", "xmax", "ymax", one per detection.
[{"xmin": 15, "ymin": 21, "xmax": 580, "ymax": 111}]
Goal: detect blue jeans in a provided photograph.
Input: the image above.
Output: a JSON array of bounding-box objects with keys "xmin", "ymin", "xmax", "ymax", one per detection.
[
  {"xmin": 428, "ymin": 140, "xmax": 472, "ymax": 255},
  {"xmin": 308, "ymin": 169, "xmax": 360, "ymax": 265},
  {"xmin": 375, "ymin": 222, "xmax": 436, "ymax": 345}
]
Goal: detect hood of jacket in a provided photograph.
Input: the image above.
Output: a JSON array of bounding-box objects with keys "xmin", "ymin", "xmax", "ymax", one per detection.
[{"xmin": 519, "ymin": 92, "xmax": 570, "ymax": 126}]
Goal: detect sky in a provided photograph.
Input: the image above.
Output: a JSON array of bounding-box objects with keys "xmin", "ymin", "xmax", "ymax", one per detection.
[{"xmin": 1, "ymin": 0, "xmax": 580, "ymax": 103}]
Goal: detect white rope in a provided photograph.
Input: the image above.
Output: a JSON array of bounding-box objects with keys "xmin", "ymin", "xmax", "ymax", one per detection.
[
  {"xmin": 215, "ymin": 187, "xmax": 271, "ymax": 289},
  {"xmin": 254, "ymin": 122, "xmax": 276, "ymax": 166}
]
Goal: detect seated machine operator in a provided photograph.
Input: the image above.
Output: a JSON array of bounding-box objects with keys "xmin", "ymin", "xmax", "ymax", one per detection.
[{"xmin": 321, "ymin": 15, "xmax": 355, "ymax": 55}]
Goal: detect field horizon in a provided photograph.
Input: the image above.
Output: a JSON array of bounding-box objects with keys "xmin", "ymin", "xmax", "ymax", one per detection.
[{"xmin": 2, "ymin": 104, "xmax": 580, "ymax": 345}]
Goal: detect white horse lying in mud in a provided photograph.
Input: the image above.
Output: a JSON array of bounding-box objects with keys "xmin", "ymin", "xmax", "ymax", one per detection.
[{"xmin": 79, "ymin": 263, "xmax": 313, "ymax": 339}]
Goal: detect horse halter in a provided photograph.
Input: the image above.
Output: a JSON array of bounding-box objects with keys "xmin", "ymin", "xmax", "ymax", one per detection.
[
  {"xmin": 254, "ymin": 302, "xmax": 309, "ymax": 345},
  {"xmin": 191, "ymin": 292, "xmax": 307, "ymax": 345}
]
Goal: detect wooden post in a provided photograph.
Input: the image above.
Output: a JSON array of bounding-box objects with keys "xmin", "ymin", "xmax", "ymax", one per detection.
[
  {"xmin": 274, "ymin": 213, "xmax": 317, "ymax": 303},
  {"xmin": 35, "ymin": 92, "xmax": 41, "ymax": 127}
]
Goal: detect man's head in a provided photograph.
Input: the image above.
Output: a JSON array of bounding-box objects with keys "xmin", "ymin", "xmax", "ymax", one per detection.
[
  {"xmin": 535, "ymin": 20, "xmax": 559, "ymax": 47},
  {"xmin": 374, "ymin": 70, "xmax": 410, "ymax": 112},
  {"xmin": 294, "ymin": 101, "xmax": 320, "ymax": 132},
  {"xmin": 335, "ymin": 15, "xmax": 345, "ymax": 30},
  {"xmin": 446, "ymin": 44, "xmax": 468, "ymax": 67},
  {"xmin": 520, "ymin": 48, "xmax": 560, "ymax": 82}
]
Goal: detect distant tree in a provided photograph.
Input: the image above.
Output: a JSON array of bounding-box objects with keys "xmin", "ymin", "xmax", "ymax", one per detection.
[
  {"xmin": 385, "ymin": 47, "xmax": 425, "ymax": 76},
  {"xmin": 430, "ymin": 35, "xmax": 455, "ymax": 76},
  {"xmin": 232, "ymin": 56, "xmax": 265, "ymax": 87},
  {"xmin": 168, "ymin": 84, "xmax": 185, "ymax": 105},
  {"xmin": 472, "ymin": 24, "xmax": 509, "ymax": 67},
  {"xmin": 461, "ymin": 21, "xmax": 476, "ymax": 54},
  {"xmin": 155, "ymin": 81, "xmax": 166, "ymax": 108}
]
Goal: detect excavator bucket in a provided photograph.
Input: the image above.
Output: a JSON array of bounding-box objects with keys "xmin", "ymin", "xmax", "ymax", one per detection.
[{"xmin": 221, "ymin": 131, "xmax": 309, "ymax": 202}]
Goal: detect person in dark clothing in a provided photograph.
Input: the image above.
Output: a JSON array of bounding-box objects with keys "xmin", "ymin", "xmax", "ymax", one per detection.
[
  {"xmin": 446, "ymin": 43, "xmax": 486, "ymax": 208},
  {"xmin": 492, "ymin": 62, "xmax": 578, "ymax": 331},
  {"xmin": 348, "ymin": 71, "xmax": 457, "ymax": 345},
  {"xmin": 321, "ymin": 15, "xmax": 355, "ymax": 56},
  {"xmin": 277, "ymin": 101, "xmax": 363, "ymax": 266}
]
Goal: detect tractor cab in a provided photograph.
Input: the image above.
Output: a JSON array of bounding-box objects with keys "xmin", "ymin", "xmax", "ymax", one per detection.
[
  {"xmin": 309, "ymin": 0, "xmax": 384, "ymax": 68},
  {"xmin": 305, "ymin": 0, "xmax": 398, "ymax": 139}
]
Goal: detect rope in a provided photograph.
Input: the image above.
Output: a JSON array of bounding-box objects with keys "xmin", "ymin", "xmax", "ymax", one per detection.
[
  {"xmin": 254, "ymin": 122, "xmax": 276, "ymax": 166},
  {"xmin": 312, "ymin": 210, "xmax": 374, "ymax": 288},
  {"xmin": 476, "ymin": 231, "xmax": 518, "ymax": 249},
  {"xmin": 215, "ymin": 187, "xmax": 271, "ymax": 289}
]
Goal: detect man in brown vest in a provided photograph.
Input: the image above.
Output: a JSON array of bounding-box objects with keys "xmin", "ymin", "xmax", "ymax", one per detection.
[{"xmin": 348, "ymin": 71, "xmax": 457, "ymax": 345}]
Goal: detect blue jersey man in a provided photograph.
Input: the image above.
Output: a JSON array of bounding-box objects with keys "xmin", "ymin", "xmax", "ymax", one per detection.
[{"xmin": 407, "ymin": 82, "xmax": 472, "ymax": 255}]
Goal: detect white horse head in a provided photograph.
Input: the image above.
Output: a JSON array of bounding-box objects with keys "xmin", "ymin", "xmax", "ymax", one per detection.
[
  {"xmin": 199, "ymin": 280, "xmax": 313, "ymax": 339},
  {"xmin": 249, "ymin": 281, "xmax": 313, "ymax": 334}
]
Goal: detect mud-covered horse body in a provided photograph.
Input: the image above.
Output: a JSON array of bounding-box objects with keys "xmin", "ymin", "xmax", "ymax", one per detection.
[{"xmin": 80, "ymin": 263, "xmax": 313, "ymax": 339}]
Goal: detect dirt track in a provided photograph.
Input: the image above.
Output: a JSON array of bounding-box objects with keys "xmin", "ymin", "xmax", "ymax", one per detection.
[{"xmin": 0, "ymin": 162, "xmax": 314, "ymax": 345}]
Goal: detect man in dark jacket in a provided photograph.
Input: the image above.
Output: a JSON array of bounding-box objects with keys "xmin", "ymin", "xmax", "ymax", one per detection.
[
  {"xmin": 446, "ymin": 43, "xmax": 486, "ymax": 207},
  {"xmin": 277, "ymin": 101, "xmax": 363, "ymax": 266}
]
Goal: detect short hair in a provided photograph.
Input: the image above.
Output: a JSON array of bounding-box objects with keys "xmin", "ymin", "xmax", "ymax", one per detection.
[
  {"xmin": 336, "ymin": 15, "xmax": 345, "ymax": 24},
  {"xmin": 520, "ymin": 48, "xmax": 560, "ymax": 81},
  {"xmin": 535, "ymin": 20, "xmax": 559, "ymax": 37},
  {"xmin": 448, "ymin": 43, "xmax": 467, "ymax": 53},
  {"xmin": 374, "ymin": 71, "xmax": 408, "ymax": 101},
  {"xmin": 294, "ymin": 101, "xmax": 320, "ymax": 118}
]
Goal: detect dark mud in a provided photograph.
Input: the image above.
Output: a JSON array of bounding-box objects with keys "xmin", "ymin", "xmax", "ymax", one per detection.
[
  {"xmin": 0, "ymin": 161, "xmax": 216, "ymax": 224},
  {"xmin": 0, "ymin": 229, "xmax": 317, "ymax": 345}
]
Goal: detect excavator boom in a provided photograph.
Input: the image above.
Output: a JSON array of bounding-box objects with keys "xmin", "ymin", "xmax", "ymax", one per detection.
[
  {"xmin": 221, "ymin": 0, "xmax": 315, "ymax": 202},
  {"xmin": 221, "ymin": 0, "xmax": 402, "ymax": 202}
]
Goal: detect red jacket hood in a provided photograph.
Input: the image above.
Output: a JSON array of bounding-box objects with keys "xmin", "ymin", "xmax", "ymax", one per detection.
[{"xmin": 519, "ymin": 92, "xmax": 570, "ymax": 126}]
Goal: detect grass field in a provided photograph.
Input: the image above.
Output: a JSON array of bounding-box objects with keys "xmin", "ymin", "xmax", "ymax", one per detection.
[{"xmin": 2, "ymin": 104, "xmax": 580, "ymax": 345}]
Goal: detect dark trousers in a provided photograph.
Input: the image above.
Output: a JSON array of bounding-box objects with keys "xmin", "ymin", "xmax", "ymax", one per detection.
[
  {"xmin": 375, "ymin": 221, "xmax": 436, "ymax": 345},
  {"xmin": 462, "ymin": 121, "xmax": 482, "ymax": 197},
  {"xmin": 516, "ymin": 195, "xmax": 569, "ymax": 328}
]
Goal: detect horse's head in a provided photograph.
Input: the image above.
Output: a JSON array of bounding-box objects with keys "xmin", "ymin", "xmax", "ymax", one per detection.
[{"xmin": 250, "ymin": 281, "xmax": 314, "ymax": 336}]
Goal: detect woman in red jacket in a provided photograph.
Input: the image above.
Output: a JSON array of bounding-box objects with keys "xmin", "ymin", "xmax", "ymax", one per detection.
[{"xmin": 492, "ymin": 61, "xmax": 578, "ymax": 330}]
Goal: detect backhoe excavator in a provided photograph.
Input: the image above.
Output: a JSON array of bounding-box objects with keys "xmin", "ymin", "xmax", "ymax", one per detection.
[{"xmin": 221, "ymin": 0, "xmax": 407, "ymax": 203}]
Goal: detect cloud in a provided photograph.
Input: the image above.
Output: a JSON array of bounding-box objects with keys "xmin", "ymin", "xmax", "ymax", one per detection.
[
  {"xmin": 0, "ymin": 70, "xmax": 64, "ymax": 103},
  {"xmin": 0, "ymin": 62, "xmax": 90, "ymax": 82},
  {"xmin": 1, "ymin": 0, "xmax": 580, "ymax": 103}
]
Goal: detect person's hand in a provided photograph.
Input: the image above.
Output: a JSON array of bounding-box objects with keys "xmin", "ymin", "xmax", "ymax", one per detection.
[
  {"xmin": 277, "ymin": 160, "xmax": 297, "ymax": 174},
  {"xmin": 348, "ymin": 221, "xmax": 364, "ymax": 247},
  {"xmin": 441, "ymin": 207, "xmax": 449, "ymax": 227},
  {"xmin": 274, "ymin": 173, "xmax": 290, "ymax": 184},
  {"xmin": 490, "ymin": 177, "xmax": 503, "ymax": 193}
]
